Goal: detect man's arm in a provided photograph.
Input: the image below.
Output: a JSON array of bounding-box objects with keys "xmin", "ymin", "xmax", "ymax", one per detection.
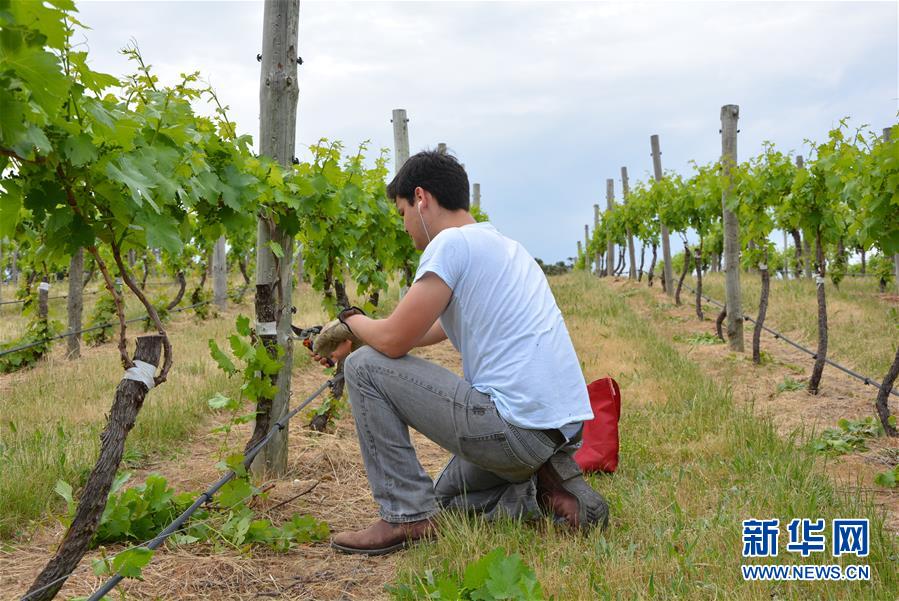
[
  {"xmin": 416, "ymin": 319, "xmax": 448, "ymax": 347},
  {"xmin": 343, "ymin": 272, "xmax": 451, "ymax": 358}
]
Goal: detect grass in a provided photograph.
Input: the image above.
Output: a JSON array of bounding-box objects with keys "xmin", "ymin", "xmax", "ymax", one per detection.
[
  {"xmin": 0, "ymin": 280, "xmax": 329, "ymax": 540},
  {"xmin": 392, "ymin": 272, "xmax": 899, "ymax": 600},
  {"xmin": 776, "ymin": 376, "xmax": 805, "ymax": 394},
  {"xmin": 2, "ymin": 271, "xmax": 896, "ymax": 598},
  {"xmin": 673, "ymin": 332, "xmax": 725, "ymax": 346},
  {"xmin": 684, "ymin": 272, "xmax": 898, "ymax": 379},
  {"xmin": 0, "ymin": 277, "xmax": 201, "ymax": 343}
]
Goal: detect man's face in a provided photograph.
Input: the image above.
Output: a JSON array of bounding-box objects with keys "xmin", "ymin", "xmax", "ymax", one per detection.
[{"xmin": 395, "ymin": 193, "xmax": 428, "ymax": 251}]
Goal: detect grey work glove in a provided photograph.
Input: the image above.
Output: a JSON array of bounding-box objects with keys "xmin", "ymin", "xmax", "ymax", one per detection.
[{"xmin": 312, "ymin": 319, "xmax": 364, "ymax": 359}]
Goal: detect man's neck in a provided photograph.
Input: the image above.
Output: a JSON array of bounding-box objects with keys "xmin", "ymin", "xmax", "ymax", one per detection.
[{"xmin": 429, "ymin": 210, "xmax": 478, "ymax": 238}]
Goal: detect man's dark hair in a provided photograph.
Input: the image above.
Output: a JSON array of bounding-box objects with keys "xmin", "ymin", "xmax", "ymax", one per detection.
[{"xmin": 386, "ymin": 150, "xmax": 470, "ymax": 211}]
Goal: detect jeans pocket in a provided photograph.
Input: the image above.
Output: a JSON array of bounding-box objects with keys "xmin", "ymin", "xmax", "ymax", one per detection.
[
  {"xmin": 458, "ymin": 432, "xmax": 535, "ymax": 481},
  {"xmin": 506, "ymin": 425, "xmax": 558, "ymax": 468}
]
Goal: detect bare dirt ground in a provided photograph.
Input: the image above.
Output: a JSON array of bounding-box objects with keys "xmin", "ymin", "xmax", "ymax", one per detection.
[
  {"xmin": 1, "ymin": 343, "xmax": 460, "ymax": 601},
  {"xmin": 608, "ymin": 277, "xmax": 899, "ymax": 534}
]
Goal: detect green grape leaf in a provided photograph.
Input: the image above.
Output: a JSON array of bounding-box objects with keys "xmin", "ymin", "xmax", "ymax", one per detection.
[
  {"xmin": 235, "ymin": 314, "xmax": 251, "ymax": 337},
  {"xmin": 267, "ymin": 240, "xmax": 284, "ymax": 258},
  {"xmin": 111, "ymin": 547, "xmax": 154, "ymax": 579},
  {"xmin": 54, "ymin": 479, "xmax": 74, "ymax": 515},
  {"xmin": 208, "ymin": 340, "xmax": 237, "ymax": 375},
  {"xmin": 136, "ymin": 210, "xmax": 183, "ymax": 255},
  {"xmin": 3, "ymin": 46, "xmax": 69, "ymax": 117},
  {"xmin": 62, "ymin": 133, "xmax": 98, "ymax": 166},
  {"xmin": 0, "ymin": 180, "xmax": 23, "ymax": 240},
  {"xmin": 106, "ymin": 157, "xmax": 156, "ymax": 206},
  {"xmin": 217, "ymin": 478, "xmax": 253, "ymax": 509},
  {"xmin": 207, "ymin": 392, "xmax": 237, "ymax": 411}
]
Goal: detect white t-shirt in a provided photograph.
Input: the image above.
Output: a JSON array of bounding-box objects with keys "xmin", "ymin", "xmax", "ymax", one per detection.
[{"xmin": 414, "ymin": 222, "xmax": 592, "ymax": 430}]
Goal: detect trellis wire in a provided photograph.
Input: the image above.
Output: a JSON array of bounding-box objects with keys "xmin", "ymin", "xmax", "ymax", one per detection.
[
  {"xmin": 85, "ymin": 375, "xmax": 340, "ymax": 601},
  {"xmin": 19, "ymin": 374, "xmax": 339, "ymax": 601},
  {"xmin": 0, "ymin": 290, "xmax": 100, "ymax": 306},
  {"xmin": 0, "ymin": 301, "xmax": 211, "ymax": 358},
  {"xmin": 681, "ymin": 282, "xmax": 898, "ymax": 399}
]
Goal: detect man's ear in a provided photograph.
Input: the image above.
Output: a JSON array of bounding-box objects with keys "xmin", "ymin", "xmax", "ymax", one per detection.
[{"xmin": 415, "ymin": 187, "xmax": 433, "ymax": 209}]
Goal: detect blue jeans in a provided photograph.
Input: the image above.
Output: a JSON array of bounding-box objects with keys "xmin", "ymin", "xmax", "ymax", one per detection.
[{"xmin": 344, "ymin": 346, "xmax": 574, "ymax": 523}]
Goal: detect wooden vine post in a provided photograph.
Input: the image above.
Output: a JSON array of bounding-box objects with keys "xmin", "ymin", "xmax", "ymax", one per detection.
[
  {"xmin": 473, "ymin": 183, "xmax": 481, "ymax": 209},
  {"xmin": 794, "ymin": 156, "xmax": 812, "ymax": 278},
  {"xmin": 11, "ymin": 248, "xmax": 18, "ymax": 285},
  {"xmin": 790, "ymin": 155, "xmax": 809, "ymax": 280},
  {"xmin": 213, "ymin": 235, "xmax": 228, "ymax": 310},
  {"xmin": 622, "ymin": 166, "xmax": 637, "ymax": 279},
  {"xmin": 584, "ymin": 225, "xmax": 591, "ymax": 273},
  {"xmin": 66, "ymin": 248, "xmax": 84, "ymax": 359},
  {"xmin": 885, "ymin": 127, "xmax": 899, "ymax": 294},
  {"xmin": 392, "ymin": 108, "xmax": 410, "ymax": 169},
  {"xmin": 651, "ymin": 134, "xmax": 674, "ymax": 294},
  {"xmin": 606, "ymin": 179, "xmax": 615, "ymax": 278},
  {"xmin": 720, "ymin": 104, "xmax": 744, "ymax": 352},
  {"xmin": 593, "ymin": 204, "xmax": 601, "ymax": 276},
  {"xmin": 38, "ymin": 276, "xmax": 49, "ymax": 320},
  {"xmin": 251, "ymin": 0, "xmax": 300, "ymax": 477},
  {"xmin": 392, "ymin": 108, "xmax": 414, "ymax": 297}
]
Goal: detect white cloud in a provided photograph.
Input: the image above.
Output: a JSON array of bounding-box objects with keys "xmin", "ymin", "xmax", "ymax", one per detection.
[{"xmin": 73, "ymin": 0, "xmax": 896, "ymax": 262}]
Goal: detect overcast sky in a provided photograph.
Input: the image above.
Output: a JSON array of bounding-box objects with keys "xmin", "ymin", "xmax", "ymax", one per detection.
[{"xmin": 75, "ymin": 1, "xmax": 897, "ymax": 263}]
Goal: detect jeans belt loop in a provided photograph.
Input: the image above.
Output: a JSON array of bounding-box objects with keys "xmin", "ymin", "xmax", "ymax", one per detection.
[{"xmin": 544, "ymin": 428, "xmax": 566, "ymax": 448}]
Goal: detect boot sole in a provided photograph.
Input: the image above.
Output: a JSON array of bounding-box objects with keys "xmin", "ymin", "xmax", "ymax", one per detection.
[
  {"xmin": 330, "ymin": 532, "xmax": 434, "ymax": 556},
  {"xmin": 545, "ymin": 454, "xmax": 610, "ymax": 532},
  {"xmin": 330, "ymin": 538, "xmax": 409, "ymax": 556}
]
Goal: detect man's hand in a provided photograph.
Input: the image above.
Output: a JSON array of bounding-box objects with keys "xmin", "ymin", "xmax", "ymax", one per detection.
[
  {"xmin": 341, "ymin": 273, "xmax": 451, "ymax": 358},
  {"xmin": 312, "ymin": 338, "xmax": 353, "ymax": 366}
]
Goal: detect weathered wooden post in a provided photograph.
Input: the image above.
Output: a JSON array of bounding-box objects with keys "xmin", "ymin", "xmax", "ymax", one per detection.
[
  {"xmin": 622, "ymin": 166, "xmax": 637, "ymax": 279},
  {"xmin": 295, "ymin": 243, "xmax": 304, "ymax": 284},
  {"xmin": 11, "ymin": 248, "xmax": 18, "ymax": 285},
  {"xmin": 392, "ymin": 108, "xmax": 410, "ymax": 170},
  {"xmin": 794, "ymin": 156, "xmax": 805, "ymax": 276},
  {"xmin": 437, "ymin": 142, "xmax": 447, "ymax": 154},
  {"xmin": 38, "ymin": 277, "xmax": 49, "ymax": 320},
  {"xmin": 251, "ymin": 0, "xmax": 300, "ymax": 477},
  {"xmin": 392, "ymin": 108, "xmax": 412, "ymax": 298},
  {"xmin": 66, "ymin": 248, "xmax": 84, "ymax": 359},
  {"xmin": 721, "ymin": 104, "xmax": 743, "ymax": 352},
  {"xmin": 651, "ymin": 135, "xmax": 674, "ymax": 295},
  {"xmin": 593, "ymin": 204, "xmax": 601, "ymax": 276},
  {"xmin": 473, "ymin": 183, "xmax": 481, "ymax": 209},
  {"xmin": 885, "ymin": 128, "xmax": 899, "ymax": 293},
  {"xmin": 584, "ymin": 224, "xmax": 591, "ymax": 273},
  {"xmin": 213, "ymin": 235, "xmax": 227, "ymax": 309},
  {"xmin": 577, "ymin": 240, "xmax": 583, "ymax": 268},
  {"xmin": 606, "ymin": 179, "xmax": 615, "ymax": 278}
]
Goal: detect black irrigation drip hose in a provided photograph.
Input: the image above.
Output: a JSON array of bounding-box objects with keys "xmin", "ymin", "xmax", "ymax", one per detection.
[
  {"xmin": 0, "ymin": 301, "xmax": 211, "ymax": 358},
  {"xmin": 0, "ymin": 290, "xmax": 100, "ymax": 306},
  {"xmin": 85, "ymin": 374, "xmax": 342, "ymax": 601},
  {"xmin": 680, "ymin": 282, "xmax": 898, "ymax": 399}
]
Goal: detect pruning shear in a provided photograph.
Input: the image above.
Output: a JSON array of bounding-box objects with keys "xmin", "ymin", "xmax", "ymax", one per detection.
[{"xmin": 290, "ymin": 324, "xmax": 334, "ymax": 367}]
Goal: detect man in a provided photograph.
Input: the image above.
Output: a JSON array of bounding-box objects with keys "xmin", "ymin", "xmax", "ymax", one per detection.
[{"xmin": 314, "ymin": 150, "xmax": 609, "ymax": 555}]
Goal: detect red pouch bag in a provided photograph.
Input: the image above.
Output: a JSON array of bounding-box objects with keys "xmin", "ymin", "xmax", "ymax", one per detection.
[{"xmin": 574, "ymin": 376, "xmax": 621, "ymax": 473}]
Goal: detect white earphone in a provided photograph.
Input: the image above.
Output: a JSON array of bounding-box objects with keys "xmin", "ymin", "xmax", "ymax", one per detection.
[{"xmin": 417, "ymin": 198, "xmax": 431, "ymax": 243}]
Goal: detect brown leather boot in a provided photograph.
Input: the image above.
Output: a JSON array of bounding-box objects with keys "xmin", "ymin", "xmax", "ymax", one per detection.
[
  {"xmin": 536, "ymin": 452, "xmax": 609, "ymax": 532},
  {"xmin": 330, "ymin": 518, "xmax": 436, "ymax": 556}
]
